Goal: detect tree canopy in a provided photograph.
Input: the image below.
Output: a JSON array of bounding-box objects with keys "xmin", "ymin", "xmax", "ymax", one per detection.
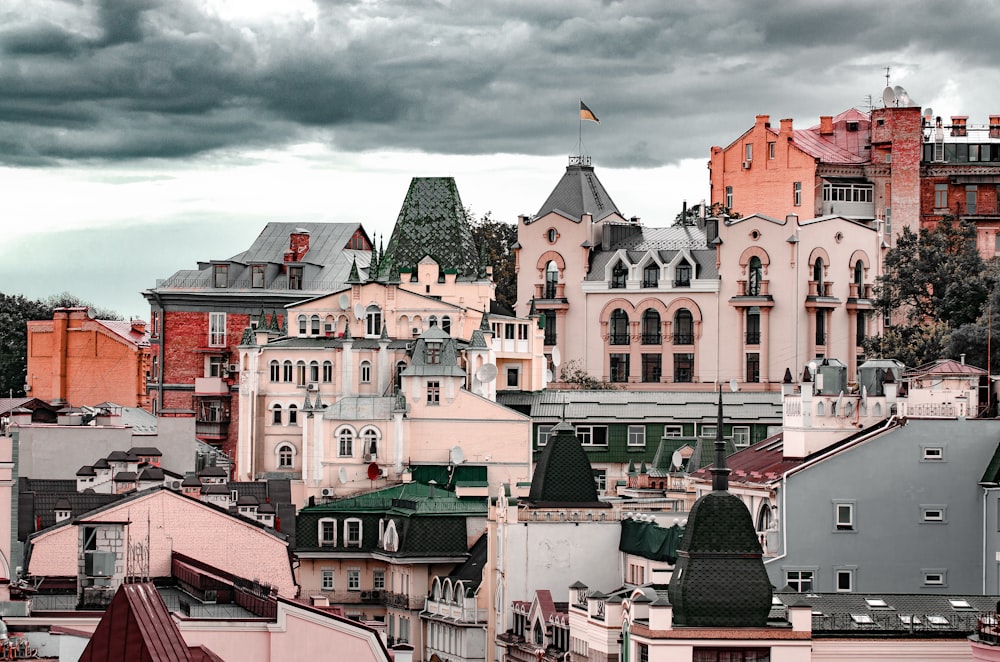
[
  {"xmin": 866, "ymin": 217, "xmax": 996, "ymax": 369},
  {"xmin": 673, "ymin": 201, "xmax": 740, "ymax": 226},
  {"xmin": 469, "ymin": 211, "xmax": 517, "ymax": 313}
]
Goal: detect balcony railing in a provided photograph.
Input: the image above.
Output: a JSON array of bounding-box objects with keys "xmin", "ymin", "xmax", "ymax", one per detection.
[
  {"xmin": 673, "ymin": 333, "xmax": 694, "ymax": 345},
  {"xmin": 745, "ymin": 331, "xmax": 761, "ymax": 345},
  {"xmin": 673, "ymin": 279, "xmax": 690, "ymax": 288},
  {"xmin": 641, "ymin": 333, "xmax": 662, "ymax": 344},
  {"xmin": 642, "ymin": 279, "xmax": 659, "ymax": 288},
  {"xmin": 383, "ymin": 590, "xmax": 423, "ymax": 611},
  {"xmin": 610, "ymin": 333, "xmax": 630, "ymax": 345}
]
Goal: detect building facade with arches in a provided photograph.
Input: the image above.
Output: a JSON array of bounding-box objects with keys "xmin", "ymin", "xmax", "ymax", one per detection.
[{"xmin": 516, "ymin": 159, "xmax": 883, "ymax": 391}]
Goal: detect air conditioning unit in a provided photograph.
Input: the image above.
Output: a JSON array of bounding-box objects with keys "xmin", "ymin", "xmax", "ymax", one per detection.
[
  {"xmin": 321, "ymin": 487, "xmax": 335, "ymax": 497},
  {"xmin": 412, "ymin": 327, "xmax": 421, "ymax": 337},
  {"xmin": 363, "ymin": 453, "xmax": 376, "ymax": 463},
  {"xmin": 228, "ymin": 363, "xmax": 240, "ymax": 373},
  {"xmin": 306, "ymin": 383, "xmax": 319, "ymax": 392},
  {"xmin": 170, "ymin": 481, "xmax": 181, "ymax": 490},
  {"xmin": 742, "ymin": 160, "xmax": 751, "ymax": 169},
  {"xmin": 361, "ymin": 590, "xmax": 373, "ymax": 600}
]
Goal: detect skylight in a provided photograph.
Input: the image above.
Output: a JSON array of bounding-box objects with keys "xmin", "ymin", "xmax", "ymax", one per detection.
[
  {"xmin": 949, "ymin": 599, "xmax": 973, "ymax": 610},
  {"xmin": 851, "ymin": 613, "xmax": 875, "ymax": 625},
  {"xmin": 865, "ymin": 598, "xmax": 891, "ymax": 610},
  {"xmin": 899, "ymin": 615, "xmax": 921, "ymax": 625},
  {"xmin": 927, "ymin": 615, "xmax": 950, "ymax": 626}
]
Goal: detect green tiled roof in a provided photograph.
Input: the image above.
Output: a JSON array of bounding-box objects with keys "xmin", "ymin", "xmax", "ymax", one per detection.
[
  {"xmin": 377, "ymin": 177, "xmax": 483, "ymax": 282},
  {"xmin": 619, "ymin": 519, "xmax": 683, "ymax": 563},
  {"xmin": 527, "ymin": 422, "xmax": 609, "ymax": 507}
]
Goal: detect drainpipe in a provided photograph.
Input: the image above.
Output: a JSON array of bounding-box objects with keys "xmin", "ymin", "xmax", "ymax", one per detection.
[
  {"xmin": 150, "ymin": 292, "xmax": 166, "ymax": 414},
  {"xmin": 985, "ymin": 486, "xmax": 998, "ymax": 594}
]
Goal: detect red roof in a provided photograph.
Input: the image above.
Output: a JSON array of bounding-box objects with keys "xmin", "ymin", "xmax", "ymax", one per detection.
[
  {"xmin": 904, "ymin": 358, "xmax": 987, "ymax": 378},
  {"xmin": 793, "ymin": 108, "xmax": 870, "ymax": 165},
  {"xmin": 78, "ymin": 583, "xmax": 194, "ymax": 662},
  {"xmin": 99, "ymin": 320, "xmax": 151, "ymax": 348},
  {"xmin": 693, "ymin": 435, "xmax": 802, "ymax": 484}
]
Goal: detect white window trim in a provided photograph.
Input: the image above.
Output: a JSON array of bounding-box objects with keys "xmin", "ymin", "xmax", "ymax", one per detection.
[
  {"xmin": 835, "ymin": 567, "xmax": 855, "ymax": 593},
  {"xmin": 921, "ymin": 446, "xmax": 945, "ymax": 461},
  {"xmin": 347, "ymin": 568, "xmax": 361, "ymax": 591},
  {"xmin": 345, "ymin": 517, "xmax": 363, "ymax": 548},
  {"xmin": 575, "ymin": 425, "xmax": 608, "ymax": 447},
  {"xmin": 318, "ymin": 517, "xmax": 337, "ymax": 546},
  {"xmin": 209, "ymin": 312, "xmax": 226, "ymax": 347},
  {"xmin": 321, "ymin": 569, "xmax": 335, "ymax": 591},
  {"xmin": 537, "ymin": 425, "xmax": 553, "ymax": 447},
  {"xmin": 663, "ymin": 425, "xmax": 683, "ymax": 438},
  {"xmin": 275, "ymin": 443, "xmax": 297, "ymax": 468},
  {"xmin": 834, "ymin": 501, "xmax": 855, "ymax": 531},
  {"xmin": 627, "ymin": 425, "xmax": 645, "ymax": 447},
  {"xmin": 921, "ymin": 505, "xmax": 947, "ymax": 523},
  {"xmin": 922, "ymin": 569, "xmax": 948, "ymax": 587},
  {"xmin": 732, "ymin": 425, "xmax": 751, "ymax": 448},
  {"xmin": 336, "ymin": 426, "xmax": 356, "ymax": 458}
]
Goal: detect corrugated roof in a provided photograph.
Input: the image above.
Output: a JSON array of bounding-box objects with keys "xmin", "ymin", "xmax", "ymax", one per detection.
[
  {"xmin": 793, "ymin": 108, "xmax": 871, "ymax": 165},
  {"xmin": 98, "ymin": 320, "xmax": 151, "ymax": 348},
  {"xmin": 79, "ymin": 582, "xmax": 193, "ymax": 662},
  {"xmin": 905, "ymin": 358, "xmax": 987, "ymax": 378}
]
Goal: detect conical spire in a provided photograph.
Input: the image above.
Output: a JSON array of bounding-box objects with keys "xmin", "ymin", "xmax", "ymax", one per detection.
[
  {"xmin": 269, "ymin": 310, "xmax": 281, "ymax": 334},
  {"xmin": 347, "ymin": 258, "xmax": 362, "ymax": 284},
  {"xmin": 240, "ymin": 326, "xmax": 255, "ymax": 347},
  {"xmin": 256, "ymin": 308, "xmax": 268, "ymax": 329},
  {"xmin": 711, "ymin": 385, "xmax": 730, "ymax": 492}
]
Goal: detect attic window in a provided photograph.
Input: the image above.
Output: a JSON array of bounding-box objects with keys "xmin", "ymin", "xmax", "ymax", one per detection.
[
  {"xmin": 426, "ymin": 341, "xmax": 441, "ymax": 364},
  {"xmin": 865, "ymin": 598, "xmax": 891, "ymax": 610},
  {"xmin": 949, "ymin": 599, "xmax": 974, "ymax": 611},
  {"xmin": 847, "ymin": 121, "xmax": 859, "ymax": 132},
  {"xmin": 213, "ymin": 264, "xmax": 228, "ymax": 288}
]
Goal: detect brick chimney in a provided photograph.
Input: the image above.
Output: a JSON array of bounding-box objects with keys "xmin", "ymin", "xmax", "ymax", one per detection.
[
  {"xmin": 284, "ymin": 229, "xmax": 311, "ymax": 263},
  {"xmin": 990, "ymin": 115, "xmax": 1000, "ymax": 139},
  {"xmin": 819, "ymin": 116, "xmax": 834, "ymax": 135},
  {"xmin": 755, "ymin": 114, "xmax": 770, "ymax": 129},
  {"xmin": 779, "ymin": 118, "xmax": 793, "ymax": 137},
  {"xmin": 951, "ymin": 116, "xmax": 968, "ymax": 137},
  {"xmin": 130, "ymin": 319, "xmax": 146, "ymax": 334}
]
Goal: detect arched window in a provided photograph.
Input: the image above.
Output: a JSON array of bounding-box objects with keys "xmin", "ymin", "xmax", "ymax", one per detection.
[
  {"xmin": 296, "ymin": 361, "xmax": 307, "ymax": 386},
  {"xmin": 813, "ymin": 257, "xmax": 825, "ymax": 296},
  {"xmin": 673, "ymin": 309, "xmax": 694, "ymax": 344},
  {"xmin": 396, "ymin": 361, "xmax": 407, "ymax": 391},
  {"xmin": 641, "ymin": 309, "xmax": 661, "ymax": 344},
  {"xmin": 277, "ymin": 443, "xmax": 295, "ymax": 468},
  {"xmin": 324, "ymin": 315, "xmax": 335, "ymax": 335},
  {"xmin": 298, "ymin": 315, "xmax": 307, "ymax": 335},
  {"xmin": 748, "ymin": 256, "xmax": 763, "ymax": 295},
  {"xmin": 611, "ymin": 262, "xmax": 627, "ymax": 288},
  {"xmin": 311, "ymin": 315, "xmax": 320, "ymax": 335},
  {"xmin": 288, "ymin": 403, "xmax": 298, "ymax": 425},
  {"xmin": 338, "ymin": 428, "xmax": 354, "ymax": 457},
  {"xmin": 362, "ymin": 428, "xmax": 379, "ymax": 457},
  {"xmin": 283, "ymin": 360, "xmax": 293, "ymax": 382},
  {"xmin": 269, "ymin": 360, "xmax": 280, "ymax": 382},
  {"xmin": 429, "ymin": 315, "xmax": 438, "ymax": 328},
  {"xmin": 322, "ymin": 360, "xmax": 333, "ymax": 382},
  {"xmin": 610, "ymin": 309, "xmax": 630, "ymax": 345},
  {"xmin": 272, "ymin": 404, "xmax": 282, "ymax": 425},
  {"xmin": 854, "ymin": 259, "xmax": 865, "ymax": 294},
  {"xmin": 360, "ymin": 360, "xmax": 372, "ymax": 384},
  {"xmin": 366, "ymin": 305, "xmax": 382, "ymax": 337},
  {"xmin": 441, "ymin": 315, "xmax": 451, "ymax": 335},
  {"xmin": 545, "ymin": 261, "xmax": 559, "ymax": 298},
  {"xmin": 756, "ymin": 503, "xmax": 772, "ymax": 531},
  {"xmin": 309, "ymin": 361, "xmax": 320, "ymax": 383}
]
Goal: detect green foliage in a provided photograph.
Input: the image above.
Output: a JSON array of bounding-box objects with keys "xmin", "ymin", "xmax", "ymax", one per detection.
[
  {"xmin": 0, "ymin": 293, "xmax": 54, "ymax": 397},
  {"xmin": 45, "ymin": 292, "xmax": 124, "ymax": 321},
  {"xmin": 558, "ymin": 359, "xmax": 619, "ymax": 390},
  {"xmin": 469, "ymin": 211, "xmax": 517, "ymax": 312},
  {"xmin": 673, "ymin": 202, "xmax": 740, "ymax": 226},
  {"xmin": 870, "ymin": 217, "xmax": 994, "ymax": 368}
]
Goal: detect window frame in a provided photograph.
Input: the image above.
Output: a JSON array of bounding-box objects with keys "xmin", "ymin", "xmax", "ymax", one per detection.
[
  {"xmin": 272, "ymin": 404, "xmax": 282, "ymax": 426},
  {"xmin": 426, "ymin": 380, "xmax": 441, "ymax": 405},
  {"xmin": 575, "ymin": 425, "xmax": 608, "ymax": 447},
  {"xmin": 251, "ymin": 264, "xmax": 266, "ymax": 288},
  {"xmin": 537, "ymin": 424, "xmax": 553, "ymax": 447},
  {"xmin": 208, "ymin": 312, "xmax": 226, "ymax": 347},
  {"xmin": 732, "ymin": 425, "xmax": 751, "ymax": 448},
  {"xmin": 793, "ymin": 181, "xmax": 802, "ymax": 206},
  {"xmin": 321, "ymin": 569, "xmax": 335, "ymax": 591},
  {"xmin": 921, "ymin": 505, "xmax": 947, "ymax": 523},
  {"xmin": 288, "ymin": 266, "xmax": 303, "ymax": 290},
  {"xmin": 277, "ymin": 443, "xmax": 295, "ymax": 468},
  {"xmin": 834, "ymin": 501, "xmax": 855, "ymax": 531},
  {"xmin": 338, "ymin": 428, "xmax": 354, "ymax": 457},
  {"xmin": 627, "ymin": 425, "xmax": 645, "ymax": 447},
  {"xmin": 213, "ymin": 264, "xmax": 228, "ymax": 288},
  {"xmin": 836, "ymin": 568, "xmax": 854, "ymax": 593},
  {"xmin": 318, "ymin": 518, "xmax": 337, "ymax": 546},
  {"xmin": 347, "ymin": 568, "xmax": 361, "ymax": 591},
  {"xmin": 345, "ymin": 518, "xmax": 362, "ymax": 548},
  {"xmin": 360, "ymin": 361, "xmax": 372, "ymax": 384},
  {"xmin": 785, "ymin": 569, "xmax": 814, "ymax": 592}
]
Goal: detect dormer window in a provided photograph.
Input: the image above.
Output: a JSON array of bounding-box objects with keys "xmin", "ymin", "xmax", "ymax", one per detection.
[
  {"xmin": 213, "ymin": 264, "xmax": 228, "ymax": 288},
  {"xmin": 611, "ymin": 262, "xmax": 627, "ymax": 288},
  {"xmin": 288, "ymin": 266, "xmax": 303, "ymax": 290},
  {"xmin": 251, "ymin": 264, "xmax": 266, "ymax": 288},
  {"xmin": 426, "ymin": 341, "xmax": 441, "ymax": 364},
  {"xmin": 642, "ymin": 263, "xmax": 659, "ymax": 288},
  {"xmin": 674, "ymin": 263, "xmax": 691, "ymax": 287},
  {"xmin": 365, "ymin": 305, "xmax": 382, "ymax": 337}
]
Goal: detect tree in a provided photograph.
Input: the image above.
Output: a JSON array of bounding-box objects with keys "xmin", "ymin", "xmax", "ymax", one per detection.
[
  {"xmin": 469, "ymin": 211, "xmax": 517, "ymax": 312},
  {"xmin": 45, "ymin": 292, "xmax": 124, "ymax": 321},
  {"xmin": 0, "ymin": 293, "xmax": 54, "ymax": 397},
  {"xmin": 673, "ymin": 202, "xmax": 740, "ymax": 226},
  {"xmin": 558, "ymin": 359, "xmax": 619, "ymax": 390},
  {"xmin": 866, "ymin": 217, "xmax": 994, "ymax": 367}
]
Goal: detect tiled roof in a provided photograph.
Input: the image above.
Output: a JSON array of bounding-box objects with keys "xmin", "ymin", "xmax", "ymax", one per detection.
[
  {"xmin": 792, "ymin": 108, "xmax": 871, "ymax": 165},
  {"xmin": 97, "ymin": 320, "xmax": 151, "ymax": 348},
  {"xmin": 692, "ymin": 435, "xmax": 801, "ymax": 483},
  {"xmin": 527, "ymin": 422, "xmax": 608, "ymax": 507},
  {"xmin": 777, "ymin": 593, "xmax": 1000, "ymax": 634},
  {"xmin": 446, "ymin": 533, "xmax": 487, "ymax": 589},
  {"xmin": 532, "ymin": 163, "xmax": 621, "ymax": 223},
  {"xmin": 377, "ymin": 177, "xmax": 483, "ymax": 282},
  {"xmin": 905, "ymin": 358, "xmax": 987, "ymax": 378}
]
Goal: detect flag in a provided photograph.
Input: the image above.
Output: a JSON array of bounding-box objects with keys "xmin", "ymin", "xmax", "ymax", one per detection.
[{"xmin": 580, "ymin": 100, "xmax": 600, "ymax": 124}]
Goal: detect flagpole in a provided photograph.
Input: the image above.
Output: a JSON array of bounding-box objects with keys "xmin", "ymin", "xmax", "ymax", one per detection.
[{"xmin": 578, "ymin": 99, "xmax": 583, "ymax": 158}]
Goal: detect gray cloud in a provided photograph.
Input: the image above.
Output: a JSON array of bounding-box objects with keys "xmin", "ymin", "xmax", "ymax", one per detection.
[{"xmin": 2, "ymin": 0, "xmax": 999, "ymax": 168}]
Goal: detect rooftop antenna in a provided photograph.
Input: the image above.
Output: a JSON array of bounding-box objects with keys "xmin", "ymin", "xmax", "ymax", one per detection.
[{"xmin": 884, "ymin": 66, "xmax": 891, "ymax": 89}]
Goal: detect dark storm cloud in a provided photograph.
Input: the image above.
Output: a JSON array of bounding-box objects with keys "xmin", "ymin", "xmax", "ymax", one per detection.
[{"xmin": 2, "ymin": 0, "xmax": 999, "ymax": 168}]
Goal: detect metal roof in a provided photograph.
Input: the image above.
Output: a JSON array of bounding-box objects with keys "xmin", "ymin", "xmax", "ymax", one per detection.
[{"xmin": 532, "ymin": 163, "xmax": 622, "ymax": 223}]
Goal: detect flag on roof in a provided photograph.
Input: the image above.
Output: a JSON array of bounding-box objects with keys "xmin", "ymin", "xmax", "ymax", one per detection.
[{"xmin": 580, "ymin": 100, "xmax": 600, "ymax": 123}]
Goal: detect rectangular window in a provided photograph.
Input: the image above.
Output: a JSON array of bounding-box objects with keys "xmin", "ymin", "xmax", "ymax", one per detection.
[
  {"xmin": 700, "ymin": 425, "xmax": 717, "ymax": 438},
  {"xmin": 967, "ymin": 185, "xmax": 978, "ymax": 214},
  {"xmin": 348, "ymin": 569, "xmax": 361, "ymax": 591},
  {"xmin": 426, "ymin": 381, "xmax": 440, "ymax": 405},
  {"xmin": 346, "ymin": 520, "xmax": 362, "ymax": 547},
  {"xmin": 836, "ymin": 569, "xmax": 854, "ymax": 592},
  {"xmin": 793, "ymin": 181, "xmax": 802, "ymax": 206},
  {"xmin": 320, "ymin": 520, "xmax": 336, "ymax": 545},
  {"xmin": 785, "ymin": 570, "xmax": 813, "ymax": 592},
  {"xmin": 213, "ymin": 264, "xmax": 228, "ymax": 288},
  {"xmin": 543, "ymin": 310, "xmax": 557, "ymax": 345},
  {"xmin": 922, "ymin": 446, "xmax": 944, "ymax": 461},
  {"xmin": 609, "ymin": 353, "xmax": 630, "ymax": 383},
  {"xmin": 593, "ymin": 469, "xmax": 607, "ymax": 491},
  {"xmin": 835, "ymin": 502, "xmax": 854, "ymax": 531},
  {"xmin": 251, "ymin": 264, "xmax": 266, "ymax": 288},
  {"xmin": 209, "ymin": 312, "xmax": 226, "ymax": 347},
  {"xmin": 373, "ymin": 569, "xmax": 385, "ymax": 590},
  {"xmin": 322, "ymin": 569, "xmax": 335, "ymax": 591},
  {"xmin": 745, "ymin": 143, "xmax": 753, "ymax": 161},
  {"xmin": 673, "ymin": 353, "xmax": 694, "ymax": 383},
  {"xmin": 732, "ymin": 426, "xmax": 751, "ymax": 448},
  {"xmin": 323, "ymin": 361, "xmax": 333, "ymax": 383},
  {"xmin": 923, "ymin": 570, "xmax": 947, "ymax": 586},
  {"xmin": 725, "ymin": 186, "xmax": 733, "ymax": 209},
  {"xmin": 506, "ymin": 367, "xmax": 519, "ymax": 388},
  {"xmin": 537, "ymin": 425, "xmax": 553, "ymax": 447},
  {"xmin": 576, "ymin": 425, "xmax": 608, "ymax": 446},
  {"xmin": 746, "ymin": 352, "xmax": 760, "ymax": 383},
  {"xmin": 288, "ymin": 266, "xmax": 303, "ymax": 290},
  {"xmin": 663, "ymin": 425, "xmax": 683, "ymax": 438},
  {"xmin": 768, "ymin": 141, "xmax": 775, "ymax": 159},
  {"xmin": 674, "ymin": 263, "xmax": 691, "ymax": 287},
  {"xmin": 921, "ymin": 505, "xmax": 946, "ymax": 523},
  {"xmin": 627, "ymin": 425, "xmax": 645, "ymax": 447},
  {"xmin": 934, "ymin": 183, "xmax": 949, "ymax": 209},
  {"xmin": 425, "ymin": 343, "xmax": 441, "ymax": 364},
  {"xmin": 208, "ymin": 355, "xmax": 225, "ymax": 378},
  {"xmin": 641, "ymin": 354, "xmax": 661, "ymax": 383}
]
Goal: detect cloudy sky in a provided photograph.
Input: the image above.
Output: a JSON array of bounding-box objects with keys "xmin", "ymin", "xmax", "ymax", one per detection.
[{"xmin": 2, "ymin": 0, "xmax": 999, "ymax": 320}]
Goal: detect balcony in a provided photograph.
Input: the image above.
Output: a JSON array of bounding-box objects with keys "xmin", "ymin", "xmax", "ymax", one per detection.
[
  {"xmin": 745, "ymin": 331, "xmax": 761, "ymax": 345},
  {"xmin": 383, "ymin": 590, "xmax": 423, "ymax": 611},
  {"xmin": 609, "ymin": 333, "xmax": 630, "ymax": 345},
  {"xmin": 194, "ymin": 378, "xmax": 230, "ymax": 396},
  {"xmin": 641, "ymin": 333, "xmax": 661, "ymax": 345},
  {"xmin": 673, "ymin": 333, "xmax": 694, "ymax": 345}
]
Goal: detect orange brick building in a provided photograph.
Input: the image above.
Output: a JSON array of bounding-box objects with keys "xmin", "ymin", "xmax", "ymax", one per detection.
[
  {"xmin": 26, "ymin": 307, "xmax": 151, "ymax": 410},
  {"xmin": 710, "ymin": 100, "xmax": 1000, "ymax": 255}
]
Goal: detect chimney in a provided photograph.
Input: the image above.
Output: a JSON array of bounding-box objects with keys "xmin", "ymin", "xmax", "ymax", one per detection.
[
  {"xmin": 779, "ymin": 118, "xmax": 793, "ymax": 138},
  {"xmin": 285, "ymin": 229, "xmax": 311, "ymax": 263},
  {"xmin": 990, "ymin": 115, "xmax": 1000, "ymax": 140},
  {"xmin": 819, "ymin": 116, "xmax": 834, "ymax": 135},
  {"xmin": 755, "ymin": 114, "xmax": 770, "ymax": 129},
  {"xmin": 130, "ymin": 319, "xmax": 146, "ymax": 334},
  {"xmin": 951, "ymin": 116, "xmax": 968, "ymax": 137}
]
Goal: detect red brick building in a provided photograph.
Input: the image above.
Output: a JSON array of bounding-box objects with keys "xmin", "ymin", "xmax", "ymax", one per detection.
[
  {"xmin": 26, "ymin": 308, "xmax": 151, "ymax": 410},
  {"xmin": 144, "ymin": 223, "xmax": 371, "ymax": 462},
  {"xmin": 710, "ymin": 100, "xmax": 1000, "ymax": 254}
]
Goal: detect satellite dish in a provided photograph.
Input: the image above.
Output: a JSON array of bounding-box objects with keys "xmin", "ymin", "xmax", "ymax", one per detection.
[
  {"xmin": 882, "ymin": 86, "xmax": 895, "ymax": 108},
  {"xmin": 86, "ymin": 308, "xmax": 97, "ymax": 319},
  {"xmin": 671, "ymin": 450, "xmax": 683, "ymax": 471},
  {"xmin": 892, "ymin": 85, "xmax": 910, "ymax": 107},
  {"xmin": 551, "ymin": 346, "xmax": 562, "ymax": 368},
  {"xmin": 729, "ymin": 377, "xmax": 739, "ymax": 393},
  {"xmin": 367, "ymin": 462, "xmax": 380, "ymax": 481},
  {"xmin": 338, "ymin": 293, "xmax": 350, "ymax": 309},
  {"xmin": 861, "ymin": 385, "xmax": 868, "ymax": 407},
  {"xmin": 476, "ymin": 363, "xmax": 498, "ymax": 384},
  {"xmin": 836, "ymin": 391, "xmax": 845, "ymax": 416},
  {"xmin": 923, "ymin": 107, "xmax": 934, "ymax": 121},
  {"xmin": 338, "ymin": 467, "xmax": 348, "ymax": 484},
  {"xmin": 449, "ymin": 445, "xmax": 465, "ymax": 465},
  {"xmin": 808, "ymin": 361, "xmax": 818, "ymax": 374},
  {"xmin": 544, "ymin": 369, "xmax": 554, "ymax": 382},
  {"xmin": 353, "ymin": 303, "xmax": 364, "ymax": 320}
]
